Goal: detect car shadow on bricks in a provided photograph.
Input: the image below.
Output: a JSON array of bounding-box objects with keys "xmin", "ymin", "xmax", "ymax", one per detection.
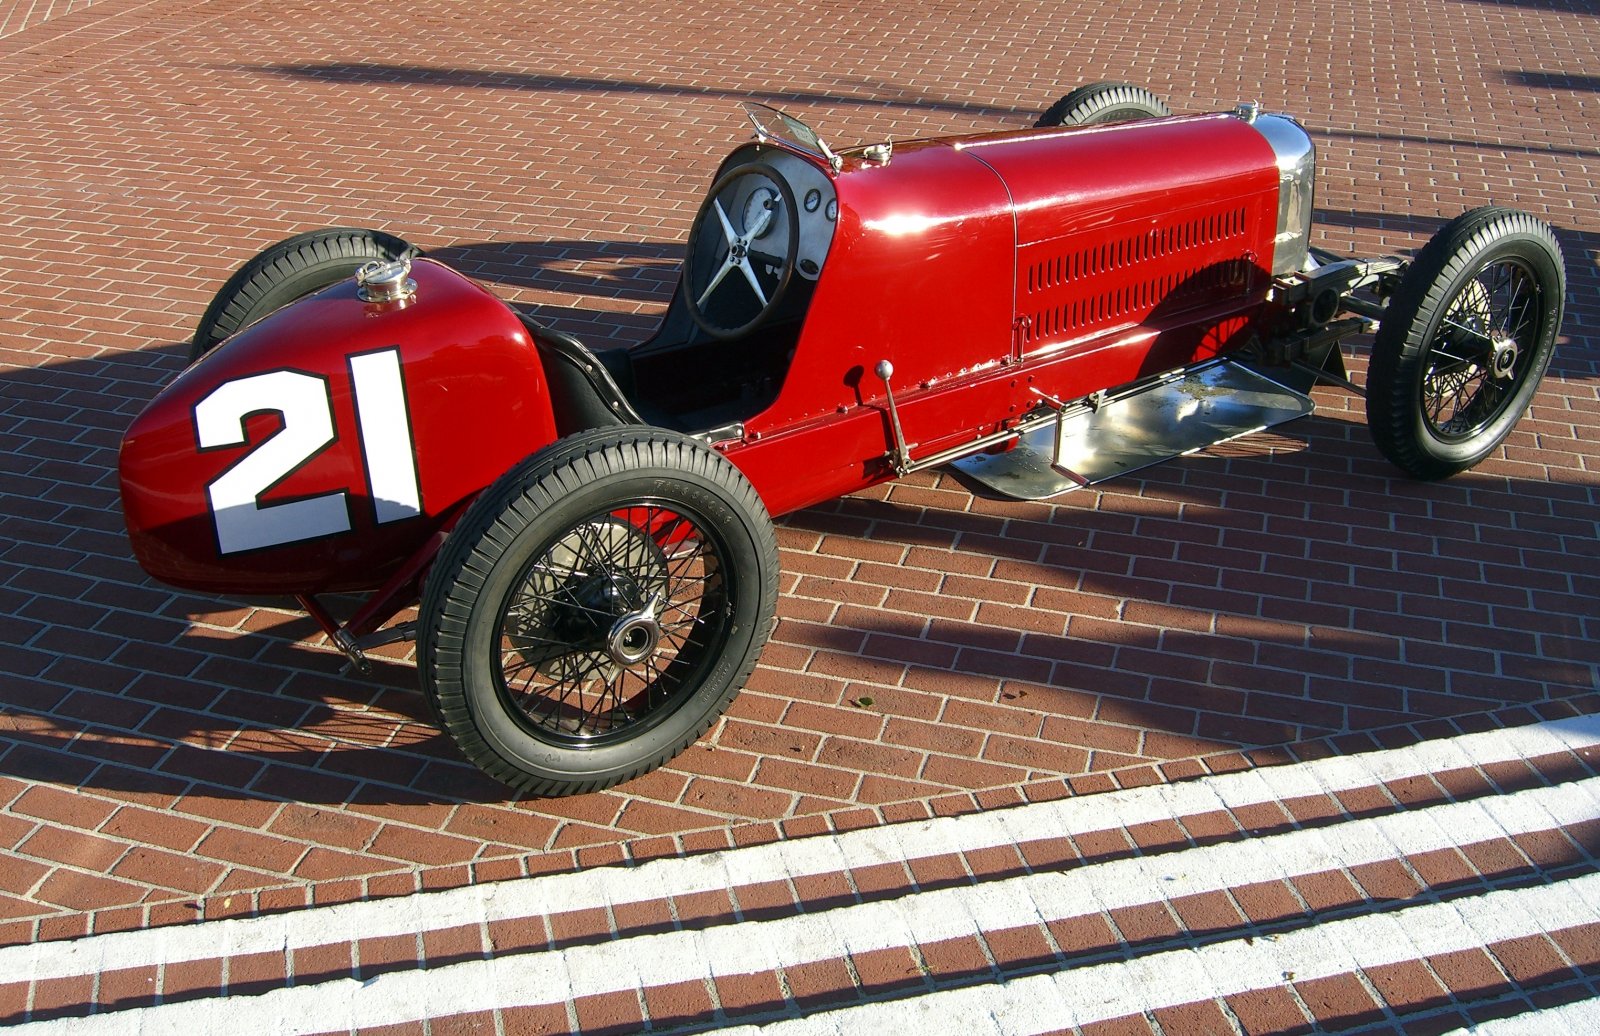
[
  {"xmin": 424, "ymin": 239, "xmax": 682, "ymax": 302},
  {"xmin": 781, "ymin": 421, "xmax": 1597, "ymax": 750},
  {"xmin": 233, "ymin": 64, "xmax": 1038, "ymax": 123},
  {"xmin": 1504, "ymin": 71, "xmax": 1600, "ymax": 95}
]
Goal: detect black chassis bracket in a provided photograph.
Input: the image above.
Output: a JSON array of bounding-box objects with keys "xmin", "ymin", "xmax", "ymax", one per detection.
[
  {"xmin": 1251, "ymin": 250, "xmax": 1410, "ymax": 395},
  {"xmin": 1274, "ymin": 250, "xmax": 1408, "ymax": 328}
]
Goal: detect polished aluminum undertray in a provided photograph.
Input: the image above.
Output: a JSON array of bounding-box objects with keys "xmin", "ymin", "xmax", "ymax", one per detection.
[{"xmin": 950, "ymin": 360, "xmax": 1313, "ymax": 499}]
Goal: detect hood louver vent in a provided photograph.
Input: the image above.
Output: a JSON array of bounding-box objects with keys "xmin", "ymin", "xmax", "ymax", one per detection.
[{"xmin": 1020, "ymin": 206, "xmax": 1256, "ymax": 348}]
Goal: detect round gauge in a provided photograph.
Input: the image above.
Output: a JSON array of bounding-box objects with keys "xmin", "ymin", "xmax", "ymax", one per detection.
[
  {"xmin": 803, "ymin": 188, "xmax": 822, "ymax": 213},
  {"xmin": 825, "ymin": 198, "xmax": 838, "ymax": 222},
  {"xmin": 742, "ymin": 186, "xmax": 779, "ymax": 238}
]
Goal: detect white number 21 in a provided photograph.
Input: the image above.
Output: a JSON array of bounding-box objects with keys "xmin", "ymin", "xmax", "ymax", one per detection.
[{"xmin": 194, "ymin": 348, "xmax": 422, "ymax": 555}]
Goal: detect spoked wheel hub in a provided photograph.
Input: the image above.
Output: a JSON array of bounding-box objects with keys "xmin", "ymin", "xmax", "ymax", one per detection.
[
  {"xmin": 496, "ymin": 507, "xmax": 730, "ymax": 746},
  {"xmin": 1421, "ymin": 257, "xmax": 1542, "ymax": 442},
  {"xmin": 1489, "ymin": 333, "xmax": 1520, "ymax": 381},
  {"xmin": 535, "ymin": 561, "xmax": 665, "ymax": 668},
  {"xmin": 606, "ymin": 594, "xmax": 664, "ymax": 667},
  {"xmin": 542, "ymin": 565, "xmax": 656, "ymax": 649}
]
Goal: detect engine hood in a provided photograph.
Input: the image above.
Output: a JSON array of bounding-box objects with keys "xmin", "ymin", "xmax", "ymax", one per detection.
[
  {"xmin": 937, "ymin": 113, "xmax": 1280, "ymax": 245},
  {"xmin": 759, "ymin": 113, "xmax": 1285, "ymax": 435}
]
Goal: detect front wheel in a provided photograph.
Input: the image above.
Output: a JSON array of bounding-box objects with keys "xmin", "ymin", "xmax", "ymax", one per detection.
[
  {"xmin": 1366, "ymin": 207, "xmax": 1565, "ymax": 480},
  {"xmin": 1035, "ymin": 82, "xmax": 1170, "ymax": 127},
  {"xmin": 190, "ymin": 227, "xmax": 420, "ymax": 362},
  {"xmin": 418, "ymin": 427, "xmax": 780, "ymax": 796}
]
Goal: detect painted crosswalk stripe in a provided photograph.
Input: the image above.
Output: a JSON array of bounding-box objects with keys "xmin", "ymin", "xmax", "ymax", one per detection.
[
  {"xmin": 15, "ymin": 865, "xmax": 1599, "ymax": 1034},
  {"xmin": 9, "ymin": 741, "xmax": 1598, "ymax": 1031},
  {"xmin": 9, "ymin": 713, "xmax": 1598, "ymax": 988},
  {"xmin": 713, "ymin": 877, "xmax": 1600, "ymax": 1035},
  {"xmin": 1443, "ymin": 1000, "xmax": 1600, "ymax": 1035}
]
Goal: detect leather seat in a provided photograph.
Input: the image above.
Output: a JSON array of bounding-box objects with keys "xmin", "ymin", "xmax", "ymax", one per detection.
[{"xmin": 517, "ymin": 314, "xmax": 650, "ymax": 431}]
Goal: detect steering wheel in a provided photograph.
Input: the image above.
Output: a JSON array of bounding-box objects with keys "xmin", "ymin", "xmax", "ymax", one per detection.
[{"xmin": 683, "ymin": 164, "xmax": 799, "ymax": 340}]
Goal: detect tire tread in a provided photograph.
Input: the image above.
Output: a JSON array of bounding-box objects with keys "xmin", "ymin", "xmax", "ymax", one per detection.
[
  {"xmin": 1367, "ymin": 206, "xmax": 1564, "ymax": 479},
  {"xmin": 190, "ymin": 227, "xmax": 419, "ymax": 361},
  {"xmin": 1036, "ymin": 82, "xmax": 1170, "ymax": 127},
  {"xmin": 418, "ymin": 427, "xmax": 779, "ymax": 797}
]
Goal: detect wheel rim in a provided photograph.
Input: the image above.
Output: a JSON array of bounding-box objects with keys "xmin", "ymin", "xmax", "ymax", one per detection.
[
  {"xmin": 494, "ymin": 504, "xmax": 733, "ymax": 747},
  {"xmin": 1419, "ymin": 256, "xmax": 1547, "ymax": 442}
]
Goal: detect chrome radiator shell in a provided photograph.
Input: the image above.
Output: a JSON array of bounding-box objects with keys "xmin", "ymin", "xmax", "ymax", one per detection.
[{"xmin": 1247, "ymin": 113, "xmax": 1316, "ymax": 276}]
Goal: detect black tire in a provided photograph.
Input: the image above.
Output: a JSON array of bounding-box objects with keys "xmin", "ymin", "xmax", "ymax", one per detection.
[
  {"xmin": 189, "ymin": 227, "xmax": 420, "ymax": 362},
  {"xmin": 1035, "ymin": 82, "xmax": 1170, "ymax": 127},
  {"xmin": 418, "ymin": 427, "xmax": 780, "ymax": 796},
  {"xmin": 1367, "ymin": 207, "xmax": 1565, "ymax": 480}
]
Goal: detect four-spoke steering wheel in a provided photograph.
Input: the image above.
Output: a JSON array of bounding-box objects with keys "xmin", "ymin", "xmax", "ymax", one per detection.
[{"xmin": 683, "ymin": 164, "xmax": 799, "ymax": 340}]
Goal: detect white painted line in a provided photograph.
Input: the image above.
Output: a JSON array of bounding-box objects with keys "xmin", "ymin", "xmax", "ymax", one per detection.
[
  {"xmin": 22, "ymin": 866, "xmax": 1600, "ymax": 1035},
  {"xmin": 721, "ymin": 876, "xmax": 1600, "ymax": 1036},
  {"xmin": 1445, "ymin": 997, "xmax": 1600, "ymax": 1035},
  {"xmin": 12, "ymin": 777, "xmax": 1600, "ymax": 1034},
  {"xmin": 10, "ymin": 714, "xmax": 1597, "ymax": 986},
  {"xmin": 12, "ymin": 706, "xmax": 1600, "ymax": 984}
]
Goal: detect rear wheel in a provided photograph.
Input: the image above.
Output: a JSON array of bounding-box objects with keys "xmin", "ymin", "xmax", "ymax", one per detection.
[
  {"xmin": 190, "ymin": 227, "xmax": 420, "ymax": 361},
  {"xmin": 1036, "ymin": 82, "xmax": 1170, "ymax": 127},
  {"xmin": 1367, "ymin": 207, "xmax": 1564, "ymax": 479},
  {"xmin": 418, "ymin": 427, "xmax": 780, "ymax": 796}
]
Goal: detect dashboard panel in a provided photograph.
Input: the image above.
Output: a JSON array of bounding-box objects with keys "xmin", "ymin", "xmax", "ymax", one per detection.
[{"xmin": 758, "ymin": 149, "xmax": 836, "ymax": 281}]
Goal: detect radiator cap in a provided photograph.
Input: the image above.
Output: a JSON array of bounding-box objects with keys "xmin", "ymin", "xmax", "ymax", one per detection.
[{"xmin": 356, "ymin": 257, "xmax": 417, "ymax": 304}]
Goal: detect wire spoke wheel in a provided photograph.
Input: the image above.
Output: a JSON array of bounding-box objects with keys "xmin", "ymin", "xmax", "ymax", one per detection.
[
  {"xmin": 1418, "ymin": 260, "xmax": 1540, "ymax": 441},
  {"xmin": 498, "ymin": 507, "xmax": 726, "ymax": 746},
  {"xmin": 1367, "ymin": 207, "xmax": 1564, "ymax": 480},
  {"xmin": 419, "ymin": 428, "xmax": 778, "ymax": 796}
]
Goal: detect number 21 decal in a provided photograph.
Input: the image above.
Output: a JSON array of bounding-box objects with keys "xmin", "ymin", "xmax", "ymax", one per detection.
[{"xmin": 194, "ymin": 347, "xmax": 422, "ymax": 555}]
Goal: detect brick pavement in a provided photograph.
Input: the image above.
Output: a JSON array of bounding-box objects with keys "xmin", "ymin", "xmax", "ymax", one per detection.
[
  {"xmin": 6, "ymin": 713, "xmax": 1600, "ymax": 1031},
  {"xmin": 0, "ymin": 0, "xmax": 1597, "ymax": 1022}
]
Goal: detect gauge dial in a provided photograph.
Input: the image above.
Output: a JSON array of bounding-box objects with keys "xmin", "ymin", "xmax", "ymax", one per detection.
[
  {"xmin": 742, "ymin": 186, "xmax": 780, "ymax": 239},
  {"xmin": 825, "ymin": 198, "xmax": 838, "ymax": 222},
  {"xmin": 803, "ymin": 188, "xmax": 822, "ymax": 213}
]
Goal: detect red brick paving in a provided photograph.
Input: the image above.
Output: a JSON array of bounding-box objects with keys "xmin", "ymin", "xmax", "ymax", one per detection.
[
  {"xmin": 0, "ymin": 0, "xmax": 1595, "ymax": 999},
  {"xmin": 114, "ymin": 760, "xmax": 1573, "ymax": 1031}
]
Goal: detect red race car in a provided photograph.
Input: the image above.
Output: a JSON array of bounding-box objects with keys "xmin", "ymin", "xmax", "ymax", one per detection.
[{"xmin": 118, "ymin": 84, "xmax": 1566, "ymax": 795}]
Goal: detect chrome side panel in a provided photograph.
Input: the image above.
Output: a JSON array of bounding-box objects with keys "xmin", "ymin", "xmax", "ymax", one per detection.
[{"xmin": 1249, "ymin": 113, "xmax": 1316, "ymax": 276}]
